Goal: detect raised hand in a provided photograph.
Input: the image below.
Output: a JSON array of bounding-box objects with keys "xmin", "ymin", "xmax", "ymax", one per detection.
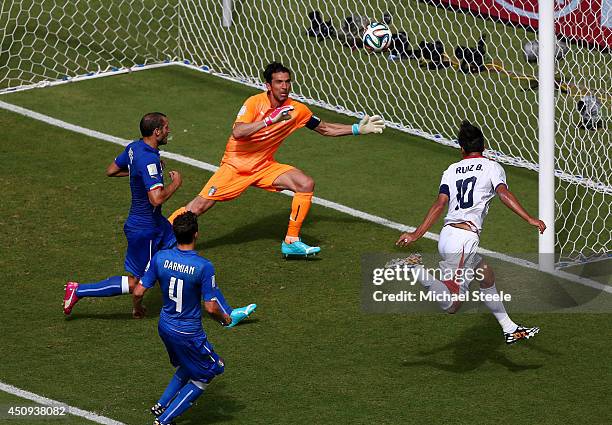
[{"xmin": 264, "ymin": 105, "xmax": 294, "ymax": 126}]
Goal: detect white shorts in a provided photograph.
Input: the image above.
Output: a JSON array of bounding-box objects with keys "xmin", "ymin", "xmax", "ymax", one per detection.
[{"xmin": 437, "ymin": 225, "xmax": 482, "ymax": 293}]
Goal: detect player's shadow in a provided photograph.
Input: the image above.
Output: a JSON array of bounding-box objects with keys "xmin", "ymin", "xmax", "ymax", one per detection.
[
  {"xmin": 202, "ymin": 316, "xmax": 260, "ymax": 328},
  {"xmin": 199, "ymin": 211, "xmax": 361, "ymax": 250},
  {"xmin": 180, "ymin": 381, "xmax": 245, "ymax": 424},
  {"xmin": 64, "ymin": 311, "xmax": 135, "ymax": 321},
  {"xmin": 402, "ymin": 319, "xmax": 551, "ymax": 373},
  {"xmin": 233, "ymin": 317, "xmax": 260, "ymax": 327}
]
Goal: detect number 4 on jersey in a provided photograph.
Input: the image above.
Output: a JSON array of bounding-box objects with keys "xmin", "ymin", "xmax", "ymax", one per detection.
[{"xmin": 169, "ymin": 276, "xmax": 184, "ymax": 313}]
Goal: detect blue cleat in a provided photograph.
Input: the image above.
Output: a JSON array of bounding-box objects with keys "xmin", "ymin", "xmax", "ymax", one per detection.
[
  {"xmin": 227, "ymin": 303, "xmax": 257, "ymax": 328},
  {"xmin": 281, "ymin": 239, "xmax": 321, "ymax": 258}
]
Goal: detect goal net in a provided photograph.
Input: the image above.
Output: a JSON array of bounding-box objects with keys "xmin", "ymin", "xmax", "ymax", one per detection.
[
  {"xmin": 0, "ymin": 0, "xmax": 178, "ymax": 90},
  {"xmin": 1, "ymin": 0, "xmax": 609, "ymax": 268}
]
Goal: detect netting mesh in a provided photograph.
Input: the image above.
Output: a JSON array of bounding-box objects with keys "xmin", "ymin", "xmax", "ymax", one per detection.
[
  {"xmin": 0, "ymin": 0, "xmax": 178, "ymax": 89},
  {"xmin": 552, "ymin": 18, "xmax": 611, "ymax": 265},
  {"xmin": 1, "ymin": 0, "xmax": 610, "ymax": 265}
]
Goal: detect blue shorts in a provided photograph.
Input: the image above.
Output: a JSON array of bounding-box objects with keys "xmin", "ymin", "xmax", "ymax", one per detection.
[
  {"xmin": 123, "ymin": 219, "xmax": 176, "ymax": 278},
  {"xmin": 158, "ymin": 325, "xmax": 225, "ymax": 383}
]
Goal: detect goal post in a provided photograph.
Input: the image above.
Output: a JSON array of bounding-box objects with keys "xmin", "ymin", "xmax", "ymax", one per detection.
[{"xmin": 538, "ymin": 0, "xmax": 556, "ymax": 273}]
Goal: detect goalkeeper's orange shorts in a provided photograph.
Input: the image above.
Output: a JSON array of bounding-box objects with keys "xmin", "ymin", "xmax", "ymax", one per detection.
[{"xmin": 199, "ymin": 162, "xmax": 295, "ymax": 201}]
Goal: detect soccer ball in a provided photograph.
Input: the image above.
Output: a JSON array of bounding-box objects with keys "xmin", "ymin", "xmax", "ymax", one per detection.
[{"xmin": 362, "ymin": 22, "xmax": 392, "ymax": 52}]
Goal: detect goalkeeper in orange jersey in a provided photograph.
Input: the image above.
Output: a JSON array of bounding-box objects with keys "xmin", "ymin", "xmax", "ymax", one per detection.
[{"xmin": 169, "ymin": 62, "xmax": 385, "ymax": 257}]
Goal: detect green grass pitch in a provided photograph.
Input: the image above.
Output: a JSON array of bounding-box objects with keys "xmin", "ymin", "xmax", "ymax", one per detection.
[{"xmin": 0, "ymin": 66, "xmax": 610, "ymax": 424}]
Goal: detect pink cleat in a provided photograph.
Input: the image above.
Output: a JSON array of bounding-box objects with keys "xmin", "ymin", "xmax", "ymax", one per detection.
[{"xmin": 63, "ymin": 282, "xmax": 80, "ymax": 315}]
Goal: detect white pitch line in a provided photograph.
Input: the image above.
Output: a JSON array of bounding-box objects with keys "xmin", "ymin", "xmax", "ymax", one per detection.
[
  {"xmin": 0, "ymin": 99, "xmax": 609, "ymax": 295},
  {"xmin": 0, "ymin": 381, "xmax": 126, "ymax": 425}
]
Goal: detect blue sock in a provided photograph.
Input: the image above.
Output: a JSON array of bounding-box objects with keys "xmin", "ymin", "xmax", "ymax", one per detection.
[
  {"xmin": 76, "ymin": 276, "xmax": 129, "ymax": 298},
  {"xmin": 212, "ymin": 290, "xmax": 233, "ymax": 315},
  {"xmin": 158, "ymin": 367, "xmax": 189, "ymax": 408},
  {"xmin": 158, "ymin": 381, "xmax": 205, "ymax": 424}
]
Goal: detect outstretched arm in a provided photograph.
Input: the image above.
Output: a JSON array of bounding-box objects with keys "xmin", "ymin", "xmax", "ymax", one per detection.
[
  {"xmin": 315, "ymin": 114, "xmax": 385, "ymax": 137},
  {"xmin": 396, "ymin": 194, "xmax": 449, "ymax": 246},
  {"xmin": 496, "ymin": 185, "xmax": 546, "ymax": 234},
  {"xmin": 314, "ymin": 121, "xmax": 353, "ymax": 136}
]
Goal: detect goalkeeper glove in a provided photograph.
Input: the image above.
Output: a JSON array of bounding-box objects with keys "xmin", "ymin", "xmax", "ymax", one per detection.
[
  {"xmin": 264, "ymin": 105, "xmax": 294, "ymax": 126},
  {"xmin": 352, "ymin": 114, "xmax": 385, "ymax": 135}
]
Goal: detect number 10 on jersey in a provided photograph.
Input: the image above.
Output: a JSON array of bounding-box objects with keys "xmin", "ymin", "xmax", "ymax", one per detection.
[{"xmin": 455, "ymin": 177, "xmax": 477, "ymax": 209}]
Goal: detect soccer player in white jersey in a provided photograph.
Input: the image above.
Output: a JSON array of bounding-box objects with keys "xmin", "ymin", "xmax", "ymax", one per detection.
[{"xmin": 396, "ymin": 121, "xmax": 546, "ymax": 344}]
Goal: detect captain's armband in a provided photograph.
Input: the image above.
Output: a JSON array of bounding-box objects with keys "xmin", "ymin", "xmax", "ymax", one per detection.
[{"xmin": 305, "ymin": 115, "xmax": 321, "ymax": 130}]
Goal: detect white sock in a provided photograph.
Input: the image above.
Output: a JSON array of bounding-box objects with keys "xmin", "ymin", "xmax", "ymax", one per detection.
[
  {"xmin": 413, "ymin": 266, "xmax": 454, "ymax": 310},
  {"xmin": 413, "ymin": 265, "xmax": 437, "ymax": 288},
  {"xmin": 428, "ymin": 280, "xmax": 454, "ymax": 311},
  {"xmin": 121, "ymin": 276, "xmax": 130, "ymax": 294},
  {"xmin": 480, "ymin": 284, "xmax": 517, "ymax": 333}
]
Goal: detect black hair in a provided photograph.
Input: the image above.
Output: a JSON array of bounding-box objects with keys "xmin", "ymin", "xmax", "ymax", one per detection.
[
  {"xmin": 139, "ymin": 112, "xmax": 167, "ymax": 137},
  {"xmin": 173, "ymin": 211, "xmax": 198, "ymax": 245},
  {"xmin": 457, "ymin": 120, "xmax": 485, "ymax": 153},
  {"xmin": 263, "ymin": 62, "xmax": 291, "ymax": 83}
]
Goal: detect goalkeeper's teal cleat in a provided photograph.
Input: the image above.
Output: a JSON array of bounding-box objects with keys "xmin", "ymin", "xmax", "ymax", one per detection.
[
  {"xmin": 281, "ymin": 239, "xmax": 321, "ymax": 258},
  {"xmin": 227, "ymin": 303, "xmax": 257, "ymax": 328}
]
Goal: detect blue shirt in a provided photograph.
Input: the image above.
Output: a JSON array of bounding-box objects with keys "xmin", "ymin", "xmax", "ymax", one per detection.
[
  {"xmin": 115, "ymin": 139, "xmax": 165, "ymax": 228},
  {"xmin": 141, "ymin": 247, "xmax": 218, "ymax": 334}
]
